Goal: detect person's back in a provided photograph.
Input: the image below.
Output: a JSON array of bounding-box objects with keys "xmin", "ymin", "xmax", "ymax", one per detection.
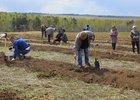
[
  {"xmin": 45, "ymin": 27, "xmax": 55, "ymax": 35},
  {"xmin": 14, "ymin": 38, "xmax": 29, "ymax": 50},
  {"xmin": 10, "ymin": 37, "xmax": 30, "ymax": 60}
]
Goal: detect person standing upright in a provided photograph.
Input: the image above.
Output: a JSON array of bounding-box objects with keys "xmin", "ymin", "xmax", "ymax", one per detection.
[
  {"xmin": 130, "ymin": 25, "xmax": 140, "ymax": 54},
  {"xmin": 86, "ymin": 25, "xmax": 90, "ymax": 31},
  {"xmin": 109, "ymin": 25, "xmax": 119, "ymax": 51},
  {"xmin": 41, "ymin": 24, "xmax": 46, "ymax": 38}
]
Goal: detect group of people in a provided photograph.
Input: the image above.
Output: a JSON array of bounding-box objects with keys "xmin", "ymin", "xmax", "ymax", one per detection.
[
  {"xmin": 0, "ymin": 24, "xmax": 139, "ymax": 70},
  {"xmin": 109, "ymin": 25, "xmax": 140, "ymax": 54},
  {"xmin": 41, "ymin": 25, "xmax": 68, "ymax": 44}
]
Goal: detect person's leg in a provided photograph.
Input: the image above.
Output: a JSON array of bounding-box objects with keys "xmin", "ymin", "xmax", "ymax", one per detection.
[
  {"xmin": 48, "ymin": 35, "xmax": 51, "ymax": 43},
  {"xmin": 19, "ymin": 49, "xmax": 30, "ymax": 59},
  {"xmin": 45, "ymin": 31, "xmax": 47, "ymax": 38},
  {"xmin": 132, "ymin": 41, "xmax": 135, "ymax": 53},
  {"xmin": 112, "ymin": 43, "xmax": 114, "ymax": 50},
  {"xmin": 41, "ymin": 31, "xmax": 44, "ymax": 38},
  {"xmin": 78, "ymin": 49, "xmax": 83, "ymax": 67},
  {"xmin": 136, "ymin": 41, "xmax": 139, "ymax": 54},
  {"xmin": 112, "ymin": 43, "xmax": 116, "ymax": 50},
  {"xmin": 114, "ymin": 43, "xmax": 116, "ymax": 50},
  {"xmin": 84, "ymin": 48, "xmax": 90, "ymax": 65}
]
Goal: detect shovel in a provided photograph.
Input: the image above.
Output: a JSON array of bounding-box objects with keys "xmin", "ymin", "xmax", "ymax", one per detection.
[{"xmin": 93, "ymin": 44, "xmax": 101, "ymax": 69}]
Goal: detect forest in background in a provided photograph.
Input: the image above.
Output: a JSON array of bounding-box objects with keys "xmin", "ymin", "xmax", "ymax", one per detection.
[{"xmin": 0, "ymin": 12, "xmax": 140, "ymax": 32}]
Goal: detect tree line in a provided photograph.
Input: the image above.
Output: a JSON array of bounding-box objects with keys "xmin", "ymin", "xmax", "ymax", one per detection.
[{"xmin": 0, "ymin": 12, "xmax": 140, "ymax": 32}]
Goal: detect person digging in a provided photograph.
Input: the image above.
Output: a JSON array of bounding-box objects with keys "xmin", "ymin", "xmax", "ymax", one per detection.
[
  {"xmin": 9, "ymin": 37, "xmax": 30, "ymax": 61},
  {"xmin": 73, "ymin": 31, "xmax": 95, "ymax": 71}
]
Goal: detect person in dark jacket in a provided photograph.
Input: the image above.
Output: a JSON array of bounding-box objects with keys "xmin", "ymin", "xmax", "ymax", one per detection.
[
  {"xmin": 9, "ymin": 37, "xmax": 30, "ymax": 60},
  {"xmin": 130, "ymin": 25, "xmax": 140, "ymax": 54},
  {"xmin": 86, "ymin": 25, "xmax": 90, "ymax": 31},
  {"xmin": 41, "ymin": 24, "xmax": 46, "ymax": 38},
  {"xmin": 53, "ymin": 29, "xmax": 68, "ymax": 43},
  {"xmin": 73, "ymin": 31, "xmax": 95, "ymax": 69}
]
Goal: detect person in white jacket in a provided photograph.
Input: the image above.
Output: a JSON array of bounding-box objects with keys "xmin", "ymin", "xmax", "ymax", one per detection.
[{"xmin": 0, "ymin": 33, "xmax": 7, "ymax": 39}]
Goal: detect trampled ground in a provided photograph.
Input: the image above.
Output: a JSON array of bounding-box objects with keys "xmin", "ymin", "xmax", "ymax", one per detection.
[{"xmin": 0, "ymin": 32, "xmax": 140, "ymax": 99}]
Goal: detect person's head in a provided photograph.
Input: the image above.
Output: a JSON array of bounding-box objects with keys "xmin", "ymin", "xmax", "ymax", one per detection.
[
  {"xmin": 87, "ymin": 25, "xmax": 89, "ymax": 27},
  {"xmin": 80, "ymin": 32, "xmax": 87, "ymax": 40},
  {"xmin": 41, "ymin": 24, "xmax": 44, "ymax": 28},
  {"xmin": 132, "ymin": 25, "xmax": 136, "ymax": 30},
  {"xmin": 112, "ymin": 25, "xmax": 116, "ymax": 29},
  {"xmin": 9, "ymin": 37, "xmax": 15, "ymax": 43}
]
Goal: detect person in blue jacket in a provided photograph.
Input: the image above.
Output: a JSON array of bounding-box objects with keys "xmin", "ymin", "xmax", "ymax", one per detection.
[
  {"xmin": 86, "ymin": 25, "xmax": 90, "ymax": 31},
  {"xmin": 9, "ymin": 37, "xmax": 30, "ymax": 61}
]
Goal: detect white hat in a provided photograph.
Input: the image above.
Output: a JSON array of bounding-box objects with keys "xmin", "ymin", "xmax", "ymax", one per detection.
[{"xmin": 132, "ymin": 25, "xmax": 136, "ymax": 29}]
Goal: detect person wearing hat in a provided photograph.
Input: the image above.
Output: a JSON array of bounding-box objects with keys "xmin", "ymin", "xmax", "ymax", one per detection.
[
  {"xmin": 130, "ymin": 25, "xmax": 140, "ymax": 54},
  {"xmin": 73, "ymin": 31, "xmax": 95, "ymax": 69}
]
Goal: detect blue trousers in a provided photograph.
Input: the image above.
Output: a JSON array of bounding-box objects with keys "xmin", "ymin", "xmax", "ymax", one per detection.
[
  {"xmin": 18, "ymin": 49, "xmax": 30, "ymax": 59},
  {"xmin": 78, "ymin": 48, "xmax": 89, "ymax": 66}
]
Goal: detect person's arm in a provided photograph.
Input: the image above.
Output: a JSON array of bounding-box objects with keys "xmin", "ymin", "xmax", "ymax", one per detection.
[
  {"xmin": 130, "ymin": 30, "xmax": 134, "ymax": 40},
  {"xmin": 13, "ymin": 42, "xmax": 19, "ymax": 59},
  {"xmin": 73, "ymin": 34, "xmax": 80, "ymax": 56}
]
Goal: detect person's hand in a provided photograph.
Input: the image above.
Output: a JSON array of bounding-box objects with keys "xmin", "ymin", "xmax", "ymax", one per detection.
[{"xmin": 11, "ymin": 58, "xmax": 15, "ymax": 61}]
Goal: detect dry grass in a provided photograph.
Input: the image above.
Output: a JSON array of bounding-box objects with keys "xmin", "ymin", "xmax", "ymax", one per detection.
[
  {"xmin": 0, "ymin": 31, "xmax": 140, "ymax": 99},
  {"xmin": 0, "ymin": 64, "xmax": 140, "ymax": 100}
]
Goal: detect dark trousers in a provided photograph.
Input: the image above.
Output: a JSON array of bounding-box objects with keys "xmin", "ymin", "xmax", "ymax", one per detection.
[
  {"xmin": 112, "ymin": 43, "xmax": 116, "ymax": 50},
  {"xmin": 48, "ymin": 35, "xmax": 51, "ymax": 43},
  {"xmin": 132, "ymin": 41, "xmax": 139, "ymax": 54},
  {"xmin": 41, "ymin": 31, "xmax": 47, "ymax": 38}
]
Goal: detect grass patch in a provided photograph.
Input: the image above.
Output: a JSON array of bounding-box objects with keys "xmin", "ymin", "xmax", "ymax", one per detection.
[{"xmin": 34, "ymin": 71, "xmax": 50, "ymax": 78}]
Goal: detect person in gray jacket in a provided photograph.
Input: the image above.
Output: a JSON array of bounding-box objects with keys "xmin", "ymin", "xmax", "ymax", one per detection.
[
  {"xmin": 45, "ymin": 25, "xmax": 55, "ymax": 43},
  {"xmin": 73, "ymin": 31, "xmax": 95, "ymax": 69},
  {"xmin": 130, "ymin": 25, "xmax": 140, "ymax": 54}
]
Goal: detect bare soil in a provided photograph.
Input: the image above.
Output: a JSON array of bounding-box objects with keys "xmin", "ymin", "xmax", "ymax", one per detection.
[
  {"xmin": 31, "ymin": 45, "xmax": 140, "ymax": 63},
  {"xmin": 0, "ymin": 89, "xmax": 25, "ymax": 100},
  {"xmin": 0, "ymin": 54, "xmax": 140, "ymax": 92}
]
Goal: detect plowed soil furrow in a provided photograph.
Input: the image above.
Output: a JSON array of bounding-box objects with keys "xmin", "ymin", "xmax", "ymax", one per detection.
[
  {"xmin": 1, "ymin": 57, "xmax": 140, "ymax": 92},
  {"xmin": 31, "ymin": 45, "xmax": 140, "ymax": 63}
]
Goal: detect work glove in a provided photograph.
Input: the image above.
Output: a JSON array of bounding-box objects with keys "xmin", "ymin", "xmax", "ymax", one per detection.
[{"xmin": 11, "ymin": 58, "xmax": 15, "ymax": 61}]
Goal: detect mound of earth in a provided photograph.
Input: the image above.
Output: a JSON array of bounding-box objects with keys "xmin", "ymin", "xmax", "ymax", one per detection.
[
  {"xmin": 2, "ymin": 57, "xmax": 140, "ymax": 91},
  {"xmin": 0, "ymin": 89, "xmax": 25, "ymax": 100},
  {"xmin": 0, "ymin": 52, "xmax": 6, "ymax": 64}
]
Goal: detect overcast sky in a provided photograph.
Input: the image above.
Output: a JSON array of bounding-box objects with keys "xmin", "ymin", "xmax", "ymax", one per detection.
[{"xmin": 0, "ymin": 0, "xmax": 140, "ymax": 16}]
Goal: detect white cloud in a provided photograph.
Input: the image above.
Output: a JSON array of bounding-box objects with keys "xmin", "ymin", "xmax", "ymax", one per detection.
[
  {"xmin": 39, "ymin": 0, "xmax": 111, "ymax": 15},
  {"xmin": 0, "ymin": 7, "xmax": 8, "ymax": 12}
]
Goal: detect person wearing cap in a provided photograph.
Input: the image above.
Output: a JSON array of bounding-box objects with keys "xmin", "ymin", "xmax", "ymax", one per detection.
[
  {"xmin": 9, "ymin": 37, "xmax": 30, "ymax": 61},
  {"xmin": 130, "ymin": 25, "xmax": 140, "ymax": 54},
  {"xmin": 73, "ymin": 31, "xmax": 95, "ymax": 69},
  {"xmin": 0, "ymin": 32, "xmax": 7, "ymax": 39},
  {"xmin": 109, "ymin": 25, "xmax": 119, "ymax": 51}
]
